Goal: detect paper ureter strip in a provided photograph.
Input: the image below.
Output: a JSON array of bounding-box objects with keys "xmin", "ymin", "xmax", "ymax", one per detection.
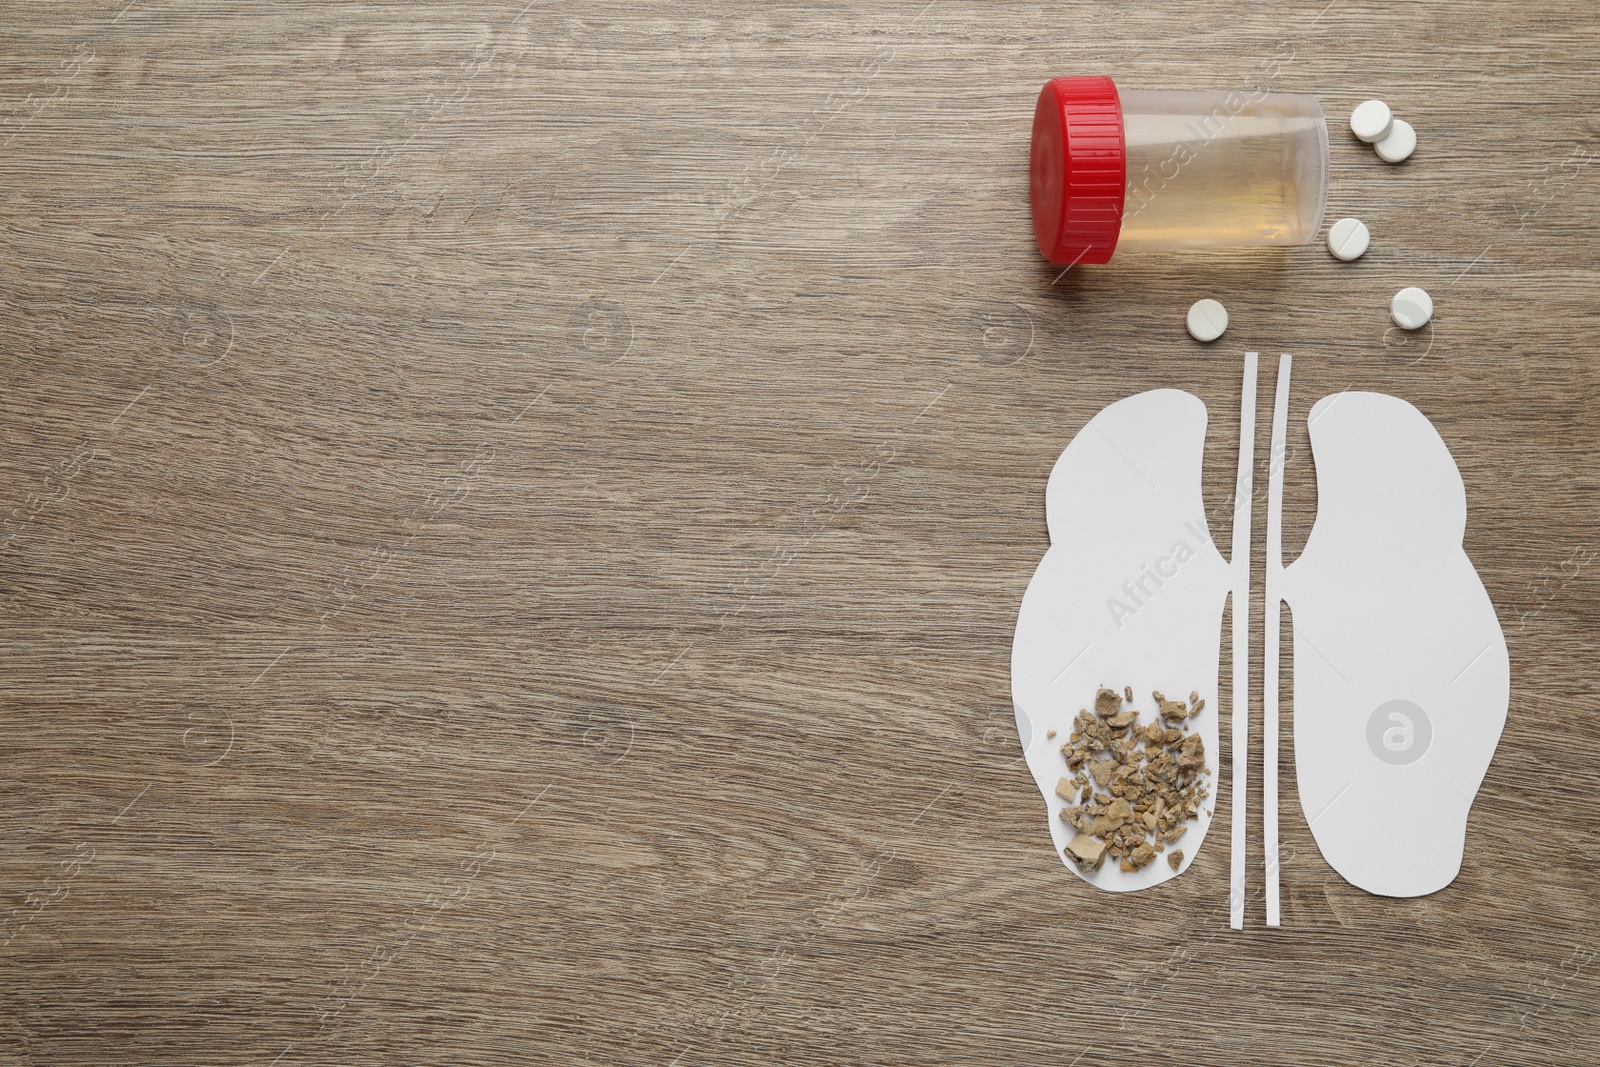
[
  {"xmin": 1263, "ymin": 354, "xmax": 1292, "ymax": 927},
  {"xmin": 1229, "ymin": 352, "xmax": 1258, "ymax": 930}
]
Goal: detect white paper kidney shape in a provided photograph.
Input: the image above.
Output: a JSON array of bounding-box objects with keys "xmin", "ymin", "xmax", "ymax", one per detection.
[
  {"xmin": 1283, "ymin": 393, "xmax": 1509, "ymax": 898},
  {"xmin": 1011, "ymin": 389, "xmax": 1231, "ymax": 891}
]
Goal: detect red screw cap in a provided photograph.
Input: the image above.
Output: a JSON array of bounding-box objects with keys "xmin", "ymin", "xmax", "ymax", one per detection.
[{"xmin": 1030, "ymin": 76, "xmax": 1126, "ymax": 265}]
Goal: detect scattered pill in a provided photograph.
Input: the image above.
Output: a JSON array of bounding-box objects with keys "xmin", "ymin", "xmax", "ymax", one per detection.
[
  {"xmin": 1326, "ymin": 217, "xmax": 1371, "ymax": 261},
  {"xmin": 1374, "ymin": 118, "xmax": 1416, "ymax": 163},
  {"xmin": 1186, "ymin": 299, "xmax": 1228, "ymax": 342},
  {"xmin": 1350, "ymin": 100, "xmax": 1393, "ymax": 143},
  {"xmin": 1390, "ymin": 287, "xmax": 1433, "ymax": 330}
]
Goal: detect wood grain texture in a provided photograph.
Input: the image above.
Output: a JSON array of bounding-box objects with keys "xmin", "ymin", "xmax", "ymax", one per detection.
[{"xmin": 2, "ymin": 1, "xmax": 1597, "ymax": 1064}]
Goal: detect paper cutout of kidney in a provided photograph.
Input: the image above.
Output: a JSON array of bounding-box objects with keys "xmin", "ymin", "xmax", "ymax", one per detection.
[
  {"xmin": 1011, "ymin": 389, "xmax": 1231, "ymax": 890},
  {"xmin": 1284, "ymin": 393, "xmax": 1509, "ymax": 897}
]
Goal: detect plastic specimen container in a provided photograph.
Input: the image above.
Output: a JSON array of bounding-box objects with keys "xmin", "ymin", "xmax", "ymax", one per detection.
[{"xmin": 1030, "ymin": 76, "xmax": 1330, "ymax": 264}]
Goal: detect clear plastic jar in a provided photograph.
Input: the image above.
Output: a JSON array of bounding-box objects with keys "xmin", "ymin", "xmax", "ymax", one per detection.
[{"xmin": 1031, "ymin": 76, "xmax": 1330, "ymax": 264}]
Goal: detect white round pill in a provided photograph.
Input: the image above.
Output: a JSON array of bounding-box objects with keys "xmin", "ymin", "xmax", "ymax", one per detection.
[
  {"xmin": 1390, "ymin": 286, "xmax": 1433, "ymax": 330},
  {"xmin": 1326, "ymin": 217, "xmax": 1371, "ymax": 261},
  {"xmin": 1350, "ymin": 100, "xmax": 1393, "ymax": 143},
  {"xmin": 1374, "ymin": 118, "xmax": 1416, "ymax": 163},
  {"xmin": 1186, "ymin": 298, "xmax": 1228, "ymax": 342}
]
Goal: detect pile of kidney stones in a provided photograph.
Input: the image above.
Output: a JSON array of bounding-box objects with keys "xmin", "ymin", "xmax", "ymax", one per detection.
[{"xmin": 1050, "ymin": 686, "xmax": 1212, "ymax": 875}]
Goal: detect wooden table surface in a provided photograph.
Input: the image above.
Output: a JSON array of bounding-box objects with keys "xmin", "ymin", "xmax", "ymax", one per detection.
[{"xmin": 3, "ymin": 2, "xmax": 1597, "ymax": 1064}]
